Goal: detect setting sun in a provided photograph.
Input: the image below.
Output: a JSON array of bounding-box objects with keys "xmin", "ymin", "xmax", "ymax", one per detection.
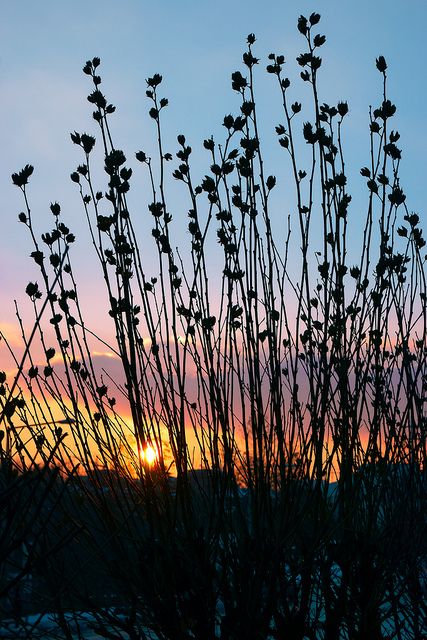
[{"xmin": 140, "ymin": 444, "xmax": 158, "ymax": 466}]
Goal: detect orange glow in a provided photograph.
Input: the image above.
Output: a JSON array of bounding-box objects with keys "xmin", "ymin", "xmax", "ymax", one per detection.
[{"xmin": 140, "ymin": 444, "xmax": 158, "ymax": 466}]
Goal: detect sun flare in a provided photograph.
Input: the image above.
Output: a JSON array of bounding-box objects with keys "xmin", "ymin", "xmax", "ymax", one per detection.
[{"xmin": 140, "ymin": 444, "xmax": 158, "ymax": 466}]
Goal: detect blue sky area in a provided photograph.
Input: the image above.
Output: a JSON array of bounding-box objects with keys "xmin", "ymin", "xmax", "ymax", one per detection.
[{"xmin": 1, "ymin": 0, "xmax": 426, "ymax": 343}]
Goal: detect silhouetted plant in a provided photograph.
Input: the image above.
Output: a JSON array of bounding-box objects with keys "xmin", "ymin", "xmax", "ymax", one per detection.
[{"xmin": 2, "ymin": 12, "xmax": 426, "ymax": 639}]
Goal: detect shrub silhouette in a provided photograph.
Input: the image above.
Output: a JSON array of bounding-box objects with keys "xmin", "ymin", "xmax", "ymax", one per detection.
[{"xmin": 2, "ymin": 12, "xmax": 426, "ymax": 639}]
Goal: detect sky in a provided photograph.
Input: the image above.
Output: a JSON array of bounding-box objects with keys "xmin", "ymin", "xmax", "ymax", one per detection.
[{"xmin": 1, "ymin": 0, "xmax": 426, "ymax": 355}]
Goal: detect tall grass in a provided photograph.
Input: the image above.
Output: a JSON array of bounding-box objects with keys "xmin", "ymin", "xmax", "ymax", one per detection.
[{"xmin": 1, "ymin": 12, "xmax": 426, "ymax": 639}]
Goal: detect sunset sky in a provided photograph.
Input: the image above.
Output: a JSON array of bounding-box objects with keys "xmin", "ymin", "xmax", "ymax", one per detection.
[
  {"xmin": 1, "ymin": 0, "xmax": 426, "ymax": 356},
  {"xmin": 2, "ymin": 8, "xmax": 425, "ymax": 635}
]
